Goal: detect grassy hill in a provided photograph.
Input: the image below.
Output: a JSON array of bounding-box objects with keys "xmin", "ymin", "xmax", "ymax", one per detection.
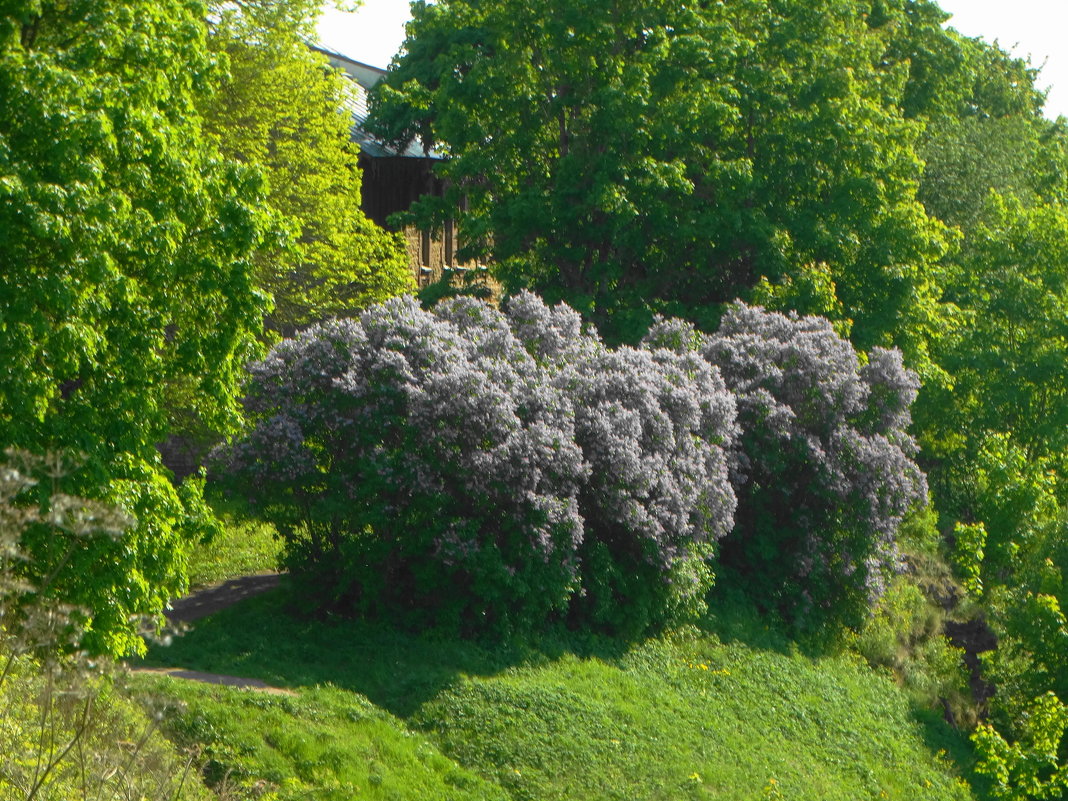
[{"xmin": 135, "ymin": 583, "xmax": 982, "ymax": 801}]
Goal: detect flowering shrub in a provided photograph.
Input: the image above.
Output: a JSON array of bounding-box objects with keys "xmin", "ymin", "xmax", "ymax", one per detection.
[
  {"xmin": 653, "ymin": 304, "xmax": 927, "ymax": 628},
  {"xmin": 218, "ymin": 295, "xmax": 587, "ymax": 632},
  {"xmin": 505, "ymin": 294, "xmax": 740, "ymax": 631},
  {"xmin": 564, "ymin": 344, "xmax": 738, "ymax": 634},
  {"xmin": 218, "ymin": 293, "xmax": 740, "ymax": 634},
  {"xmin": 220, "ymin": 294, "xmax": 920, "ymax": 634}
]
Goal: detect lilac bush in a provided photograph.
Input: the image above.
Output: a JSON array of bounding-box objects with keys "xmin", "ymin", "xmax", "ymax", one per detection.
[
  {"xmin": 217, "ymin": 295, "xmax": 587, "ymax": 632},
  {"xmin": 219, "ymin": 293, "xmax": 917, "ymax": 635},
  {"xmin": 657, "ymin": 303, "xmax": 927, "ymax": 628},
  {"xmin": 217, "ymin": 292, "xmax": 741, "ymax": 635},
  {"xmin": 505, "ymin": 292, "xmax": 739, "ymax": 632},
  {"xmin": 563, "ymin": 344, "xmax": 738, "ymax": 633},
  {"xmin": 504, "ymin": 290, "xmax": 602, "ymax": 366}
]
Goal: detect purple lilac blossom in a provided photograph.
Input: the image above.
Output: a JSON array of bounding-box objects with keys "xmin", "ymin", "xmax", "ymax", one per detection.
[{"xmin": 701, "ymin": 303, "xmax": 926, "ymax": 627}]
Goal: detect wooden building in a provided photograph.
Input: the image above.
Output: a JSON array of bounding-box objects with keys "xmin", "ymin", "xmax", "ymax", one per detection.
[{"xmin": 313, "ymin": 45, "xmax": 484, "ymax": 289}]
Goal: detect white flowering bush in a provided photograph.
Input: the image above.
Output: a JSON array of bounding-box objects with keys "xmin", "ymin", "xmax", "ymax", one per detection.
[
  {"xmin": 652, "ymin": 303, "xmax": 927, "ymax": 629},
  {"xmin": 218, "ymin": 295, "xmax": 587, "ymax": 632},
  {"xmin": 221, "ymin": 293, "xmax": 924, "ymax": 634},
  {"xmin": 562, "ymin": 344, "xmax": 739, "ymax": 634},
  {"xmin": 218, "ymin": 293, "xmax": 741, "ymax": 635},
  {"xmin": 505, "ymin": 294, "xmax": 741, "ymax": 631}
]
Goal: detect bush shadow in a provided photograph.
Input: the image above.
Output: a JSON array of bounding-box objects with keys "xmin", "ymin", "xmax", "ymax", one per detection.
[
  {"xmin": 910, "ymin": 705, "xmax": 993, "ymax": 801},
  {"xmin": 140, "ymin": 571, "xmax": 882, "ymax": 721},
  {"xmin": 697, "ymin": 574, "xmax": 800, "ymax": 656},
  {"xmin": 141, "ymin": 579, "xmax": 638, "ymax": 718},
  {"xmin": 143, "ymin": 582, "xmax": 506, "ymax": 717}
]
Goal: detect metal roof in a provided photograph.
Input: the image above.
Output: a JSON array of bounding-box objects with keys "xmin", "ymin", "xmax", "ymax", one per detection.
[{"xmin": 312, "ymin": 43, "xmax": 438, "ymax": 160}]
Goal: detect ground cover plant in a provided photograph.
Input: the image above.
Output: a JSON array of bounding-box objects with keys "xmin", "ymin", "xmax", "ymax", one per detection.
[
  {"xmin": 132, "ymin": 677, "xmax": 506, "ymax": 801},
  {"xmin": 139, "ymin": 584, "xmax": 981, "ymax": 801}
]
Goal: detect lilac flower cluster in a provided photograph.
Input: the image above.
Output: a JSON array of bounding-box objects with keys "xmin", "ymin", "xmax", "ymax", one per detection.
[
  {"xmin": 218, "ymin": 295, "xmax": 588, "ymax": 631},
  {"xmin": 648, "ymin": 304, "xmax": 926, "ymax": 628},
  {"xmin": 219, "ymin": 294, "xmax": 924, "ymax": 634},
  {"xmin": 508, "ymin": 293, "xmax": 741, "ymax": 631},
  {"xmin": 218, "ymin": 293, "xmax": 740, "ymax": 633},
  {"xmin": 562, "ymin": 344, "xmax": 739, "ymax": 631}
]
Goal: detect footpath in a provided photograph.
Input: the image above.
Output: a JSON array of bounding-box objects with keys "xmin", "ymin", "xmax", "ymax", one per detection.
[{"xmin": 129, "ymin": 573, "xmax": 293, "ymax": 695}]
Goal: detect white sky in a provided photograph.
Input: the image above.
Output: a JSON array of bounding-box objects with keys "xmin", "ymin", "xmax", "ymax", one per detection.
[
  {"xmin": 938, "ymin": 0, "xmax": 1067, "ymax": 120},
  {"xmin": 318, "ymin": 0, "xmax": 1068, "ymax": 120}
]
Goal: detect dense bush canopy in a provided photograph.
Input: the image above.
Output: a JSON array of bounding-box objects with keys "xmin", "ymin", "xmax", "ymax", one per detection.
[
  {"xmin": 565, "ymin": 343, "xmax": 737, "ymax": 633},
  {"xmin": 221, "ymin": 295, "xmax": 586, "ymax": 631},
  {"xmin": 218, "ymin": 293, "xmax": 742, "ymax": 634},
  {"xmin": 220, "ymin": 294, "xmax": 925, "ymax": 636},
  {"xmin": 647, "ymin": 304, "xmax": 927, "ymax": 629}
]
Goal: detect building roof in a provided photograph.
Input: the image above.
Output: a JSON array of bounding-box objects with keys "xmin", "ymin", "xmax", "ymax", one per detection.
[{"xmin": 312, "ymin": 43, "xmax": 437, "ymax": 159}]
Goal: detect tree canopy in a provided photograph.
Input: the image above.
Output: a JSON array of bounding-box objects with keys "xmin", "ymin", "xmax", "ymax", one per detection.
[
  {"xmin": 203, "ymin": 0, "xmax": 413, "ymax": 337},
  {"xmin": 0, "ymin": 0, "xmax": 269, "ymax": 655},
  {"xmin": 369, "ymin": 0, "xmax": 948, "ymax": 354}
]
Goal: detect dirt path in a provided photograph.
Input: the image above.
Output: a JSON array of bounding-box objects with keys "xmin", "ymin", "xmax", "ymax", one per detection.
[
  {"xmin": 134, "ymin": 667, "xmax": 296, "ymax": 695},
  {"xmin": 165, "ymin": 573, "xmax": 282, "ymax": 624},
  {"xmin": 130, "ymin": 573, "xmax": 291, "ymax": 694}
]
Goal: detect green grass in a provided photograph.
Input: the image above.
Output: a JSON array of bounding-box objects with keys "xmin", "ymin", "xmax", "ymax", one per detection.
[
  {"xmin": 138, "ymin": 584, "xmax": 984, "ymax": 801},
  {"xmin": 186, "ymin": 498, "xmax": 283, "ymax": 589},
  {"xmin": 131, "ymin": 677, "xmax": 506, "ymax": 800}
]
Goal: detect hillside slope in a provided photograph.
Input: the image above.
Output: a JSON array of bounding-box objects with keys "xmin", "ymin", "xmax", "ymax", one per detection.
[{"xmin": 137, "ymin": 587, "xmax": 979, "ymax": 800}]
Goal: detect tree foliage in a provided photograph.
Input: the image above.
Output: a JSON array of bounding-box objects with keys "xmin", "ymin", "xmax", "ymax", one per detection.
[
  {"xmin": 898, "ymin": 22, "xmax": 1068, "ymax": 792},
  {"xmin": 0, "ymin": 0, "xmax": 269, "ymax": 655},
  {"xmin": 202, "ymin": 0, "xmax": 413, "ymax": 336},
  {"xmin": 369, "ymin": 0, "xmax": 947, "ymax": 356}
]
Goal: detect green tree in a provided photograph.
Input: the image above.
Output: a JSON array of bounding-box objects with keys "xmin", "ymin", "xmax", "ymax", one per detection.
[
  {"xmin": 918, "ymin": 114, "xmax": 1040, "ymax": 229},
  {"xmin": 918, "ymin": 197, "xmax": 1068, "ymax": 526},
  {"xmin": 897, "ymin": 18, "xmax": 1053, "ymax": 231},
  {"xmin": 0, "ymin": 0, "xmax": 269, "ymax": 655},
  {"xmin": 203, "ymin": 0, "xmax": 413, "ymax": 336},
  {"xmin": 933, "ymin": 198, "xmax": 1068, "ymax": 466},
  {"xmin": 973, "ymin": 507, "xmax": 1068, "ymax": 795},
  {"xmin": 370, "ymin": 0, "xmax": 947, "ymax": 355},
  {"xmin": 872, "ymin": 0, "xmax": 1045, "ymax": 123}
]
